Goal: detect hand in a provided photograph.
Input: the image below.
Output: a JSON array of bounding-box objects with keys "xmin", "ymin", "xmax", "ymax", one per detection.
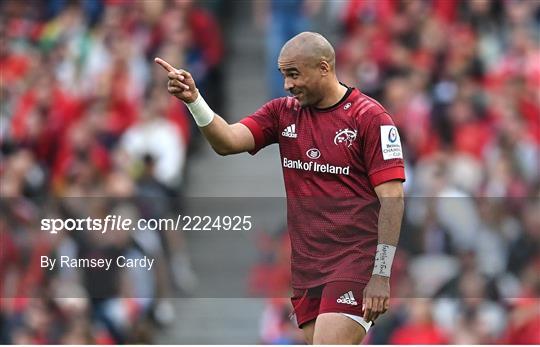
[
  {"xmin": 154, "ymin": 57, "xmax": 198, "ymax": 103},
  {"xmin": 362, "ymin": 274, "xmax": 390, "ymax": 323}
]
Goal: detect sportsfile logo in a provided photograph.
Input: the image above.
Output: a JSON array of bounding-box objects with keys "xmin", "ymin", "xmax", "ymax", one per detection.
[{"xmin": 282, "ymin": 124, "xmax": 298, "ymax": 138}]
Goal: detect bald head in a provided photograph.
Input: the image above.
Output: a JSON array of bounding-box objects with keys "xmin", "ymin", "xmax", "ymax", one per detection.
[
  {"xmin": 277, "ymin": 32, "xmax": 343, "ymax": 108},
  {"xmin": 279, "ymin": 32, "xmax": 336, "ymax": 70}
]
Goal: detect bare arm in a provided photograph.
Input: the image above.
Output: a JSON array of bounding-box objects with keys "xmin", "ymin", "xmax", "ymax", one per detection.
[
  {"xmin": 155, "ymin": 57, "xmax": 255, "ymax": 155},
  {"xmin": 363, "ymin": 180, "xmax": 404, "ymax": 323},
  {"xmin": 200, "ymin": 115, "xmax": 255, "ymax": 155},
  {"xmin": 374, "ymin": 180, "xmax": 404, "ymax": 247}
]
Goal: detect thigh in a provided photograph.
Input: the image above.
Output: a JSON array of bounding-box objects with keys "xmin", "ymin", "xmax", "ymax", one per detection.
[
  {"xmin": 301, "ymin": 320, "xmax": 315, "ymax": 345},
  {"xmin": 313, "ymin": 312, "xmax": 366, "ymax": 344},
  {"xmin": 290, "ymin": 287, "xmax": 320, "ymax": 329},
  {"xmin": 291, "ymin": 286, "xmax": 322, "ymax": 343},
  {"xmin": 313, "ymin": 281, "xmax": 370, "ymax": 344}
]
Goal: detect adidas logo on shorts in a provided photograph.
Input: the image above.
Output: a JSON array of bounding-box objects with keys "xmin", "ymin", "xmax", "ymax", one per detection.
[{"xmin": 337, "ymin": 291, "xmax": 358, "ymax": 306}]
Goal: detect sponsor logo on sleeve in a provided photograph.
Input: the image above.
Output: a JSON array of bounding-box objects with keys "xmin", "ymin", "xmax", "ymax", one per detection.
[{"xmin": 380, "ymin": 125, "xmax": 403, "ymax": 160}]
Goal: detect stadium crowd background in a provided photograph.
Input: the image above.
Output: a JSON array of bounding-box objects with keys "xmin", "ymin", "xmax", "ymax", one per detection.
[{"xmin": 1, "ymin": 0, "xmax": 539, "ymax": 344}]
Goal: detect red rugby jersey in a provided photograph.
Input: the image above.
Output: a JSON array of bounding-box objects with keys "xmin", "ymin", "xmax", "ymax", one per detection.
[{"xmin": 240, "ymin": 87, "xmax": 405, "ymax": 288}]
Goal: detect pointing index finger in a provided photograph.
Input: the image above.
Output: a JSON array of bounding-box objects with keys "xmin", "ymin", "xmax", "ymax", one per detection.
[{"xmin": 154, "ymin": 57, "xmax": 176, "ymax": 73}]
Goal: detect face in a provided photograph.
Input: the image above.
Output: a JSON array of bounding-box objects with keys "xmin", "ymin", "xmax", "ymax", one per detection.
[{"xmin": 278, "ymin": 53, "xmax": 324, "ymax": 107}]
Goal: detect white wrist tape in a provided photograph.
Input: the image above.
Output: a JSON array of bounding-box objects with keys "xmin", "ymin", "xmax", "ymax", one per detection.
[
  {"xmin": 185, "ymin": 93, "xmax": 215, "ymax": 127},
  {"xmin": 372, "ymin": 244, "xmax": 396, "ymax": 277}
]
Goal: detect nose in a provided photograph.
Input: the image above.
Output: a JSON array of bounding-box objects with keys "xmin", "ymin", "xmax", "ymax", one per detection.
[{"xmin": 284, "ymin": 77, "xmax": 294, "ymax": 92}]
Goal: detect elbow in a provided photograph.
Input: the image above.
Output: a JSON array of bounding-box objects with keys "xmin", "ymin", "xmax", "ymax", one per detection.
[
  {"xmin": 212, "ymin": 145, "xmax": 234, "ymax": 156},
  {"xmin": 375, "ymin": 180, "xmax": 405, "ymax": 205}
]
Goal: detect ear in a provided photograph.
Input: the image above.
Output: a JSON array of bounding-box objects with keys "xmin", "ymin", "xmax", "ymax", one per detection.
[{"xmin": 320, "ymin": 61, "xmax": 331, "ymax": 76}]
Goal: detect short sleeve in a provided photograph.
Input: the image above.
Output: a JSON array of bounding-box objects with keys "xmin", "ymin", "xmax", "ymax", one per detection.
[
  {"xmin": 361, "ymin": 112, "xmax": 406, "ymax": 187},
  {"xmin": 239, "ymin": 99, "xmax": 281, "ymax": 155}
]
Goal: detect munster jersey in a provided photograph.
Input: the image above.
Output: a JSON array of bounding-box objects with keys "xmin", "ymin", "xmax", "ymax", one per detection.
[{"xmin": 240, "ymin": 87, "xmax": 405, "ymax": 289}]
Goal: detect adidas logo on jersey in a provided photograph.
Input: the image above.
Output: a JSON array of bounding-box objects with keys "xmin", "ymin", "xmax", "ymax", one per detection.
[
  {"xmin": 282, "ymin": 124, "xmax": 298, "ymax": 138},
  {"xmin": 337, "ymin": 291, "xmax": 358, "ymax": 306}
]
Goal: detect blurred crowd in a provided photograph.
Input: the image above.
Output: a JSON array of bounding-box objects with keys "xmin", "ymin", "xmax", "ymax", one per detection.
[
  {"xmin": 1, "ymin": 0, "xmax": 539, "ymax": 345},
  {"xmin": 257, "ymin": 0, "xmax": 540, "ymax": 344},
  {"xmin": 342, "ymin": 1, "xmax": 540, "ymax": 343},
  {"xmin": 1, "ymin": 0, "xmax": 222, "ymax": 343}
]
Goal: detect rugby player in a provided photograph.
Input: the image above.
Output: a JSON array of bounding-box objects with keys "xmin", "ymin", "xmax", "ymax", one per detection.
[{"xmin": 155, "ymin": 32, "xmax": 405, "ymax": 344}]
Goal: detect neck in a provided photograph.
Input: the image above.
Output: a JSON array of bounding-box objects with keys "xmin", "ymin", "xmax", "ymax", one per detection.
[{"xmin": 315, "ymin": 81, "xmax": 348, "ymax": 108}]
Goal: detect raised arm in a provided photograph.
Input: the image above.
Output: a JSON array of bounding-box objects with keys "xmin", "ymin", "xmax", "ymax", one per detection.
[{"xmin": 155, "ymin": 57, "xmax": 254, "ymax": 155}]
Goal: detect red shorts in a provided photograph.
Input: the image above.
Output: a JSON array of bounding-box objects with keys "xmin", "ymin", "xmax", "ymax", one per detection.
[{"xmin": 291, "ymin": 281, "xmax": 366, "ymax": 328}]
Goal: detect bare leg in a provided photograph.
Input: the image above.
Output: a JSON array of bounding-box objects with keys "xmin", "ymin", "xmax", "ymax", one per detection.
[
  {"xmin": 301, "ymin": 320, "xmax": 316, "ymax": 344},
  {"xmin": 312, "ymin": 313, "xmax": 367, "ymax": 344}
]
